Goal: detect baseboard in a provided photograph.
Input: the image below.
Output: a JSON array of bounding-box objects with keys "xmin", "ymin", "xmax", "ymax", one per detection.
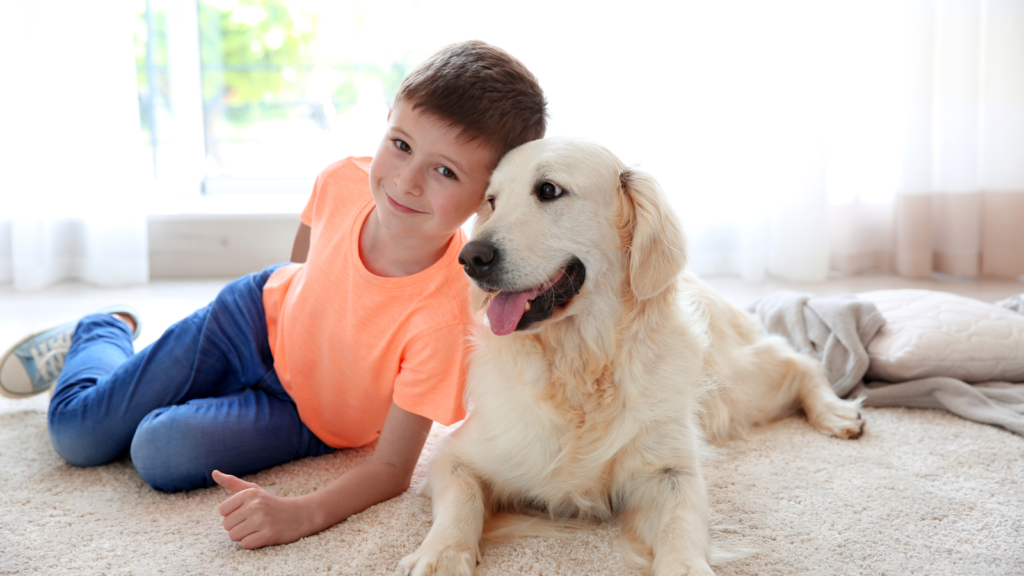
[{"xmin": 147, "ymin": 214, "xmax": 301, "ymax": 278}]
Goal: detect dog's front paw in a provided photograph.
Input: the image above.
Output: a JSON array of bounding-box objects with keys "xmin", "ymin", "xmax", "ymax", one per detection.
[
  {"xmin": 654, "ymin": 558, "xmax": 715, "ymax": 576},
  {"xmin": 807, "ymin": 398, "xmax": 864, "ymax": 439},
  {"xmin": 399, "ymin": 542, "xmax": 478, "ymax": 576}
]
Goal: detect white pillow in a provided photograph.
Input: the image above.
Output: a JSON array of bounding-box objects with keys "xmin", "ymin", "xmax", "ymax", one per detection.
[{"xmin": 858, "ymin": 289, "xmax": 1024, "ymax": 383}]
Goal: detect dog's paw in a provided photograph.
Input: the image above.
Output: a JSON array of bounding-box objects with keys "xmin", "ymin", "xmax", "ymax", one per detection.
[
  {"xmin": 654, "ymin": 558, "xmax": 716, "ymax": 576},
  {"xmin": 807, "ymin": 398, "xmax": 864, "ymax": 440},
  {"xmin": 399, "ymin": 542, "xmax": 478, "ymax": 576}
]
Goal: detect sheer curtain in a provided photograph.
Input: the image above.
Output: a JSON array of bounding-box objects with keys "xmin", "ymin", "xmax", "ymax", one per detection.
[
  {"xmin": 486, "ymin": 0, "xmax": 1024, "ymax": 282},
  {"xmin": 0, "ymin": 0, "xmax": 149, "ymax": 291},
  {"xmin": 832, "ymin": 0, "xmax": 1024, "ymax": 280},
  {"xmin": 495, "ymin": 0, "xmax": 840, "ymax": 282}
]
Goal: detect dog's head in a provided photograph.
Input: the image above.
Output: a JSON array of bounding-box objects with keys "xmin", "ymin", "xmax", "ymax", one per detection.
[{"xmin": 459, "ymin": 138, "xmax": 687, "ymax": 336}]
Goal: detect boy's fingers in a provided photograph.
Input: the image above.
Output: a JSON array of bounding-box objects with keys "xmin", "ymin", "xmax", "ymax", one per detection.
[
  {"xmin": 240, "ymin": 531, "xmax": 266, "ymax": 550},
  {"xmin": 212, "ymin": 470, "xmax": 259, "ymax": 493},
  {"xmin": 218, "ymin": 491, "xmax": 248, "ymax": 517},
  {"xmin": 221, "ymin": 501, "xmax": 246, "ymax": 530},
  {"xmin": 229, "ymin": 519, "xmax": 260, "ymax": 545}
]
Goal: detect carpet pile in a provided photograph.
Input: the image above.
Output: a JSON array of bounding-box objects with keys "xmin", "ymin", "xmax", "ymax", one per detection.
[{"xmin": 1, "ymin": 398, "xmax": 1020, "ymax": 576}]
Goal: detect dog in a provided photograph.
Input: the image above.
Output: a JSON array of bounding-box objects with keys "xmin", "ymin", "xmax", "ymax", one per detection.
[{"xmin": 399, "ymin": 138, "xmax": 864, "ymax": 576}]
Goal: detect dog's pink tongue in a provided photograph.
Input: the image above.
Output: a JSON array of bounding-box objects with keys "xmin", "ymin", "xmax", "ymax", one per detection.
[{"xmin": 487, "ymin": 289, "xmax": 539, "ymax": 336}]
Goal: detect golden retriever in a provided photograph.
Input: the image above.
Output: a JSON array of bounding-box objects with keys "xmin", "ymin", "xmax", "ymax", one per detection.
[{"xmin": 399, "ymin": 138, "xmax": 864, "ymax": 576}]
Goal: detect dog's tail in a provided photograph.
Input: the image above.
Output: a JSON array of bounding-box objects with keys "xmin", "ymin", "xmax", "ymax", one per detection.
[
  {"xmin": 616, "ymin": 516, "xmax": 757, "ymax": 575},
  {"xmin": 707, "ymin": 517, "xmax": 758, "ymax": 565},
  {"xmin": 481, "ymin": 511, "xmax": 597, "ymax": 543},
  {"xmin": 486, "ymin": 512, "xmax": 755, "ymax": 575}
]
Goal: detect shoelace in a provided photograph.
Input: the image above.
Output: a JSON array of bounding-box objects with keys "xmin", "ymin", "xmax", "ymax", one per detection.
[{"xmin": 29, "ymin": 328, "xmax": 73, "ymax": 385}]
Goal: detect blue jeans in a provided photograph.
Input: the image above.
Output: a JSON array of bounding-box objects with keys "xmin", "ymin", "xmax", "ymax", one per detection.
[{"xmin": 48, "ymin": 265, "xmax": 334, "ymax": 492}]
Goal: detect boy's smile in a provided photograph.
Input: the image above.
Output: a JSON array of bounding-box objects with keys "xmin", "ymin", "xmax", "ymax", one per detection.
[{"xmin": 383, "ymin": 188, "xmax": 426, "ymax": 214}]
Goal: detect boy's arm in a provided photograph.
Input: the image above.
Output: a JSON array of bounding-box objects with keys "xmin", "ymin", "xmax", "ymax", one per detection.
[
  {"xmin": 213, "ymin": 401, "xmax": 433, "ymax": 549},
  {"xmin": 290, "ymin": 223, "xmax": 311, "ymax": 263}
]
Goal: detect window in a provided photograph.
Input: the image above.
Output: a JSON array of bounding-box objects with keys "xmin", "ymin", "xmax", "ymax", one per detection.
[{"xmin": 134, "ymin": 0, "xmax": 436, "ymax": 195}]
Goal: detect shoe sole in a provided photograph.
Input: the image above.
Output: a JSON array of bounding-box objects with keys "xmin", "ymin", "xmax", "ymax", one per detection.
[{"xmin": 0, "ymin": 331, "xmax": 58, "ymax": 399}]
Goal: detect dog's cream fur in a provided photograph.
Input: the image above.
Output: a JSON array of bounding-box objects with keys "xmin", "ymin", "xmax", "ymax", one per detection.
[{"xmin": 399, "ymin": 139, "xmax": 863, "ymax": 576}]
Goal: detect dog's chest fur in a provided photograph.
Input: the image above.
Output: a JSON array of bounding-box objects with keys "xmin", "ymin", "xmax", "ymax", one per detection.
[{"xmin": 462, "ymin": 328, "xmax": 641, "ymax": 520}]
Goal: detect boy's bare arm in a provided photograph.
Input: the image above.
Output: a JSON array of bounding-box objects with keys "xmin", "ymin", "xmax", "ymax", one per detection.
[
  {"xmin": 291, "ymin": 223, "xmax": 311, "ymax": 263},
  {"xmin": 213, "ymin": 402, "xmax": 433, "ymax": 549}
]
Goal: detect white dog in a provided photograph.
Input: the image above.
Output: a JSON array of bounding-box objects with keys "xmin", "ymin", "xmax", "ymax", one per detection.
[{"xmin": 399, "ymin": 138, "xmax": 864, "ymax": 576}]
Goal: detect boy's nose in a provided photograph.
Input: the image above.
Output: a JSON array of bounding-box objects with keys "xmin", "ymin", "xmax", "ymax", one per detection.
[{"xmin": 394, "ymin": 165, "xmax": 424, "ymax": 196}]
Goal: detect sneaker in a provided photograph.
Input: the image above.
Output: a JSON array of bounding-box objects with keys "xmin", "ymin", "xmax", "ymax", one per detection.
[
  {"xmin": 0, "ymin": 306, "xmax": 141, "ymax": 398},
  {"xmin": 995, "ymin": 294, "xmax": 1024, "ymax": 315}
]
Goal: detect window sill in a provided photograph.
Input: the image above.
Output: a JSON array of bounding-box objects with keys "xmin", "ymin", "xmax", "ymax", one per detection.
[
  {"xmin": 144, "ymin": 191, "xmax": 304, "ymax": 278},
  {"xmin": 146, "ymin": 192, "xmax": 306, "ymax": 219}
]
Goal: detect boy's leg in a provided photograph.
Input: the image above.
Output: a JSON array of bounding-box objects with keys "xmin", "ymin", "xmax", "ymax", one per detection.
[
  {"xmin": 0, "ymin": 306, "xmax": 140, "ymax": 398},
  {"xmin": 48, "ymin": 265, "xmax": 289, "ymax": 468},
  {"xmin": 47, "ymin": 314, "xmax": 140, "ymax": 465},
  {"xmin": 130, "ymin": 380, "xmax": 333, "ymax": 492}
]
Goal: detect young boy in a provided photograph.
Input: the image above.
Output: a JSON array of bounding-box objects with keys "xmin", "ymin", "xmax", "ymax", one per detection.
[{"xmin": 0, "ymin": 40, "xmax": 546, "ymax": 550}]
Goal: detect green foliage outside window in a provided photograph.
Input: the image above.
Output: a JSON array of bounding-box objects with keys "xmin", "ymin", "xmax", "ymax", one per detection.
[
  {"xmin": 133, "ymin": 0, "xmax": 412, "ymax": 132},
  {"xmin": 198, "ymin": 0, "xmax": 315, "ymax": 125}
]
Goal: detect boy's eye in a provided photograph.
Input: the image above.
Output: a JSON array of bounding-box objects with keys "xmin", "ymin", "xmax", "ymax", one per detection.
[
  {"xmin": 437, "ymin": 166, "xmax": 457, "ymax": 179},
  {"xmin": 395, "ymin": 139, "xmax": 411, "ymax": 153}
]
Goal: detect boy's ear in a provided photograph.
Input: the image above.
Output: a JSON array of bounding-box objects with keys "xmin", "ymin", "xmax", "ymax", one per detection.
[{"xmin": 616, "ymin": 168, "xmax": 687, "ymax": 301}]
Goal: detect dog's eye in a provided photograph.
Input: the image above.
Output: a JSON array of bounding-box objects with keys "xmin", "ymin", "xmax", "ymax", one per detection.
[
  {"xmin": 487, "ymin": 196, "xmax": 495, "ymax": 210},
  {"xmin": 537, "ymin": 182, "xmax": 564, "ymax": 201}
]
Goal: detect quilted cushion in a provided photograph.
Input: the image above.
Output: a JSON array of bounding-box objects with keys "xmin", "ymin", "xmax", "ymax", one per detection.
[{"xmin": 858, "ymin": 289, "xmax": 1024, "ymax": 383}]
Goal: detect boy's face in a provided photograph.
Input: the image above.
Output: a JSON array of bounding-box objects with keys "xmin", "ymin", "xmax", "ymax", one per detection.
[{"xmin": 368, "ymin": 101, "xmax": 497, "ymax": 242}]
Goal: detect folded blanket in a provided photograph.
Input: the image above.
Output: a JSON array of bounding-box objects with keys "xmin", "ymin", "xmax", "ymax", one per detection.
[
  {"xmin": 749, "ymin": 291, "xmax": 1024, "ymax": 437},
  {"xmin": 748, "ymin": 291, "xmax": 885, "ymax": 397}
]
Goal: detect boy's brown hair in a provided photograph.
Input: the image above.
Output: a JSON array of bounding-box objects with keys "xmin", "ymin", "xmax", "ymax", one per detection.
[{"xmin": 393, "ymin": 40, "xmax": 547, "ymax": 160}]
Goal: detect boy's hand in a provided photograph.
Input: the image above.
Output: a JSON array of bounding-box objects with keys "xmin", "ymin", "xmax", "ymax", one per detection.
[
  {"xmin": 213, "ymin": 470, "xmax": 315, "ymax": 550},
  {"xmin": 211, "ymin": 404, "xmax": 431, "ymax": 550}
]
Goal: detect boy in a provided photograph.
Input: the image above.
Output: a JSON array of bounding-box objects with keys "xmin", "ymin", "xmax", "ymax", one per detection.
[{"xmin": 0, "ymin": 40, "xmax": 547, "ymax": 550}]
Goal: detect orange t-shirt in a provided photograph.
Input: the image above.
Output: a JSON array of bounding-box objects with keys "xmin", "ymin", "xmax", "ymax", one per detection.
[{"xmin": 262, "ymin": 157, "xmax": 471, "ymax": 448}]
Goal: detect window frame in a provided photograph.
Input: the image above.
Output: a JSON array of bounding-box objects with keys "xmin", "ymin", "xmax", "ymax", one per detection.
[{"xmin": 146, "ymin": 0, "xmax": 313, "ymax": 203}]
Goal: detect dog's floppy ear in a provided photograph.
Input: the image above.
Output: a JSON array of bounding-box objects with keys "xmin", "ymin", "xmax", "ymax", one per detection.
[{"xmin": 617, "ymin": 168, "xmax": 687, "ymax": 301}]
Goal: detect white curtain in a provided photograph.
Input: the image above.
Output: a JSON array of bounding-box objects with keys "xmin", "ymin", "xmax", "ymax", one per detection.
[
  {"xmin": 476, "ymin": 0, "xmax": 1024, "ymax": 282},
  {"xmin": 0, "ymin": 0, "xmax": 149, "ymax": 291},
  {"xmin": 831, "ymin": 0, "xmax": 1024, "ymax": 279},
  {"xmin": 497, "ymin": 0, "xmax": 840, "ymax": 282}
]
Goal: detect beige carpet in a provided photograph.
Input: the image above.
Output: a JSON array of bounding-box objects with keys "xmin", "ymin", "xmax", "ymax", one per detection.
[{"xmin": 1, "ymin": 398, "xmax": 1022, "ymax": 576}]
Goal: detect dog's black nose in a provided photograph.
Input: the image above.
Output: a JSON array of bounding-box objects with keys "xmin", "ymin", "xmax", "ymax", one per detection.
[{"xmin": 458, "ymin": 241, "xmax": 499, "ymax": 280}]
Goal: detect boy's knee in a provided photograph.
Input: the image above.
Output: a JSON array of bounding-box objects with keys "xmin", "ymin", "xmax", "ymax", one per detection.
[
  {"xmin": 48, "ymin": 405, "xmax": 127, "ymax": 468},
  {"xmin": 49, "ymin": 421, "xmax": 121, "ymax": 468},
  {"xmin": 131, "ymin": 407, "xmax": 214, "ymax": 492}
]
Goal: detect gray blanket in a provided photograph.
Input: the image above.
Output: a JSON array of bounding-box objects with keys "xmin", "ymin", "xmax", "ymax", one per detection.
[{"xmin": 749, "ymin": 291, "xmax": 1024, "ymax": 437}]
